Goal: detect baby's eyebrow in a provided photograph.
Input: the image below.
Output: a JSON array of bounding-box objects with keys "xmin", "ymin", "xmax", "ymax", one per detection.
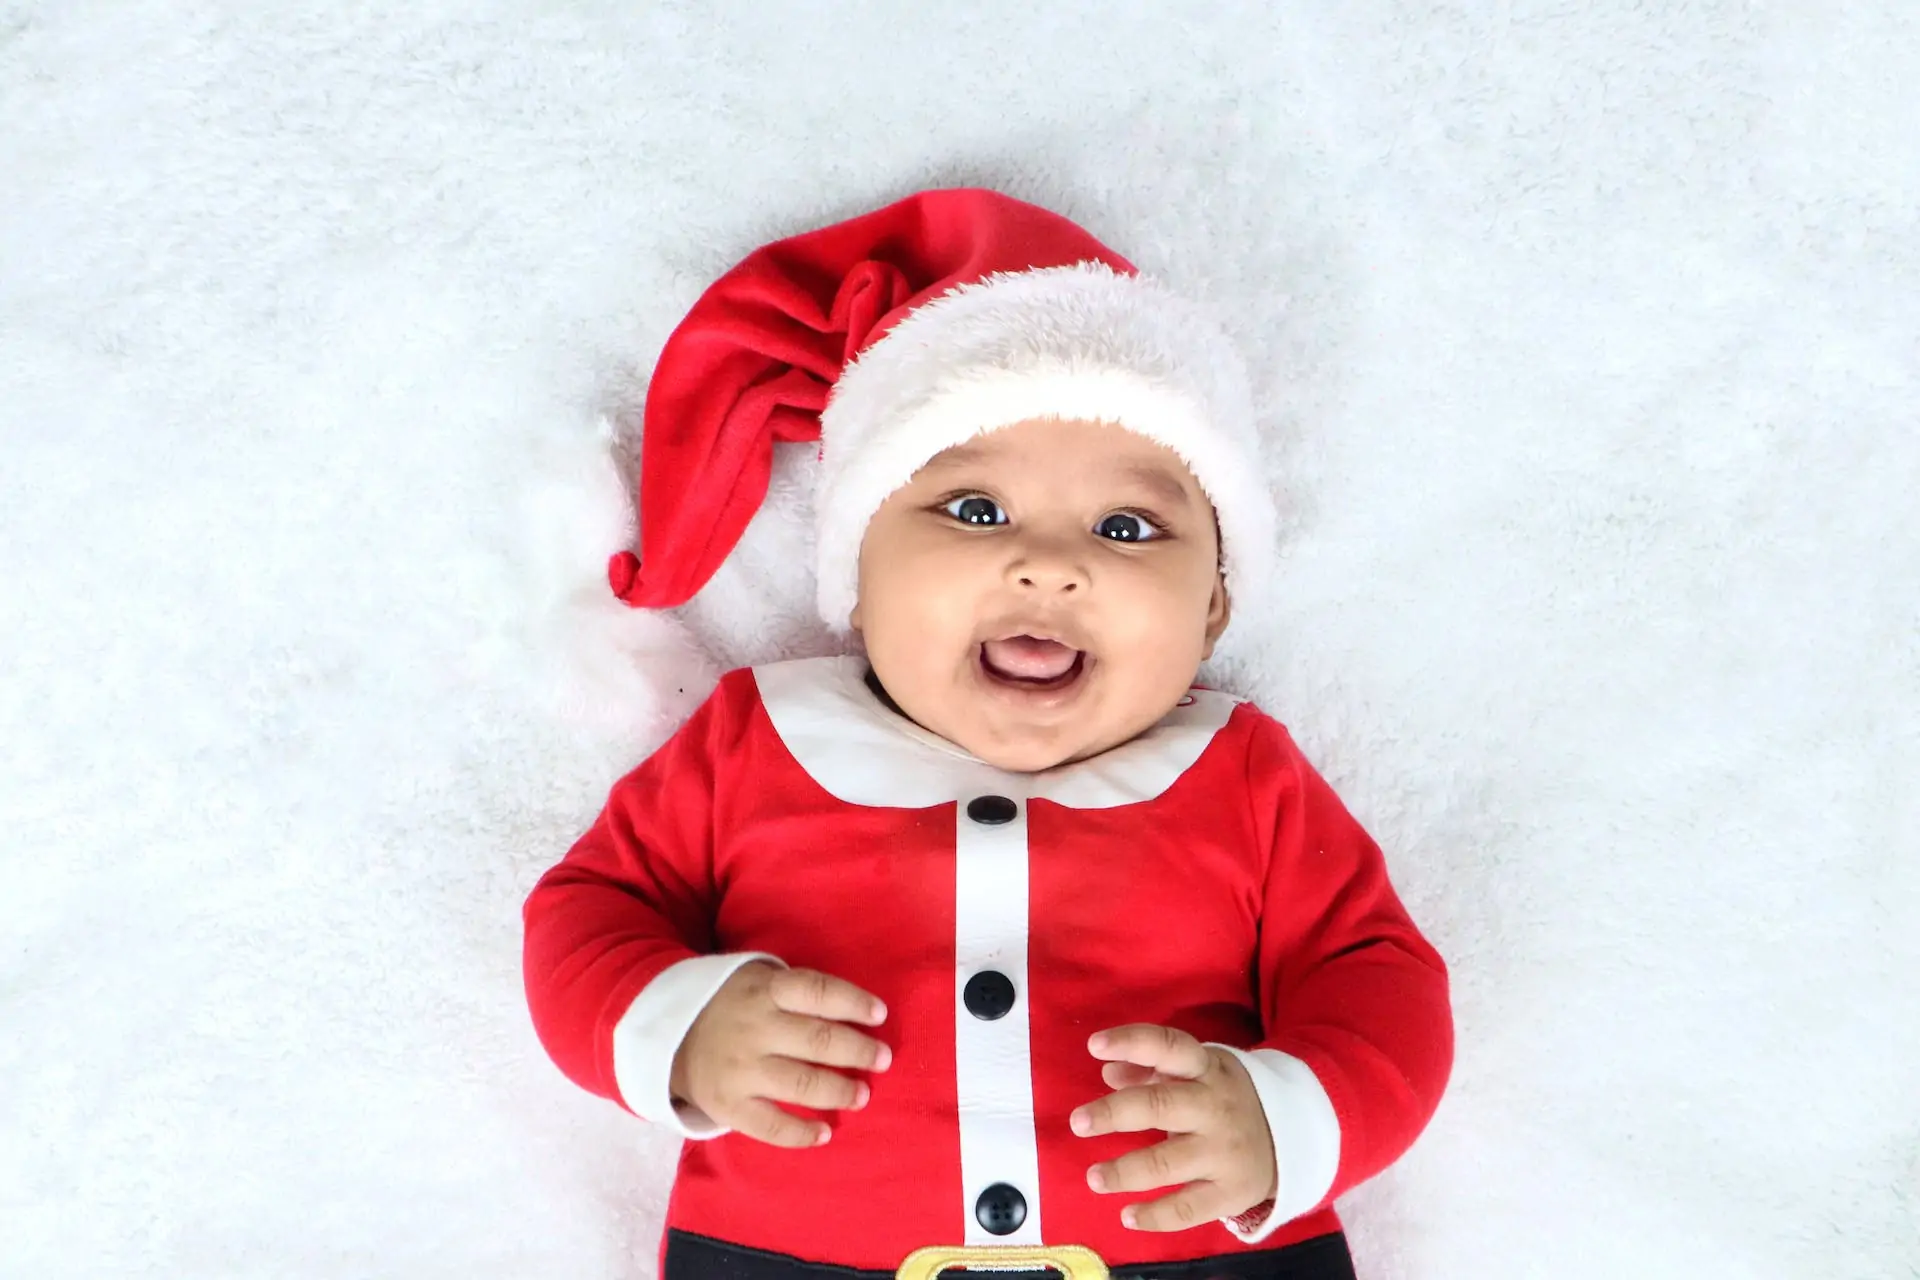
[
  {"xmin": 919, "ymin": 442, "xmax": 989, "ymax": 472},
  {"xmin": 1119, "ymin": 463, "xmax": 1199, "ymax": 509}
]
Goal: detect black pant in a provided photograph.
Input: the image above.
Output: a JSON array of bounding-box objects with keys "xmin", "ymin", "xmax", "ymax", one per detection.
[{"xmin": 663, "ymin": 1229, "xmax": 1357, "ymax": 1280}]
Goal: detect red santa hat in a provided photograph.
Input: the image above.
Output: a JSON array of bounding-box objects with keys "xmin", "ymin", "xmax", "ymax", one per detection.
[{"xmin": 608, "ymin": 187, "xmax": 1275, "ymax": 632}]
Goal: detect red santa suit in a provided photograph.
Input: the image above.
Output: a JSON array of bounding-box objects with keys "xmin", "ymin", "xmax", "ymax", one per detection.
[{"xmin": 523, "ymin": 656, "xmax": 1453, "ymax": 1277}]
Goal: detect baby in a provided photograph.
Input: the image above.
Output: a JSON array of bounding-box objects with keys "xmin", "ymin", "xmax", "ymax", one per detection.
[{"xmin": 523, "ymin": 189, "xmax": 1453, "ymax": 1280}]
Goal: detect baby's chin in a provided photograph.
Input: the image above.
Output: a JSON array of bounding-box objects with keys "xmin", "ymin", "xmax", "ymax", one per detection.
[
  {"xmin": 933, "ymin": 674, "xmax": 1195, "ymax": 772},
  {"xmin": 961, "ymin": 737, "xmax": 1080, "ymax": 774},
  {"xmin": 946, "ymin": 714, "xmax": 1123, "ymax": 774}
]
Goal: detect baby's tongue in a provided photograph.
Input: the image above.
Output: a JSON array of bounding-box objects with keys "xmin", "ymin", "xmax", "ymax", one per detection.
[{"xmin": 983, "ymin": 635, "xmax": 1078, "ymax": 681}]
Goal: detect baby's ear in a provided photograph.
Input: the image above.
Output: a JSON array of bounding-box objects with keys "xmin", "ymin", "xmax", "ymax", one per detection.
[
  {"xmin": 1201, "ymin": 575, "xmax": 1232, "ymax": 659},
  {"xmin": 848, "ymin": 601, "xmax": 864, "ymax": 634}
]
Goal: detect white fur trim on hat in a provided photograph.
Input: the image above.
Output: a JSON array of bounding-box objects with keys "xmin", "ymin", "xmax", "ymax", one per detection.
[{"xmin": 813, "ymin": 261, "xmax": 1275, "ymax": 631}]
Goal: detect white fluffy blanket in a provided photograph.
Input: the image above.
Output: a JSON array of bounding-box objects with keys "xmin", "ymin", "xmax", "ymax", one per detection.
[{"xmin": 2, "ymin": 5, "xmax": 1915, "ymax": 1278}]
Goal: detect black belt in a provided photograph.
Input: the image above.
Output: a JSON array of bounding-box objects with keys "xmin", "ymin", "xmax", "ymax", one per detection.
[{"xmin": 663, "ymin": 1228, "xmax": 1356, "ymax": 1280}]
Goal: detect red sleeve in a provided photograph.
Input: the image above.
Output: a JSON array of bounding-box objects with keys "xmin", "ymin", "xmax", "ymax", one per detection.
[
  {"xmin": 1248, "ymin": 715, "xmax": 1455, "ymax": 1203},
  {"xmin": 520, "ymin": 671, "xmax": 753, "ymax": 1107}
]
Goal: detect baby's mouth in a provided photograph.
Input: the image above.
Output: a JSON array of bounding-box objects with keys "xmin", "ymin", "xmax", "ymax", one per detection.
[{"xmin": 979, "ymin": 635, "xmax": 1087, "ymax": 689}]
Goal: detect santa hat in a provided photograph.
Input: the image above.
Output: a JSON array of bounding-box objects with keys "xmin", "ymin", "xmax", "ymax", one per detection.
[{"xmin": 609, "ymin": 188, "xmax": 1275, "ymax": 631}]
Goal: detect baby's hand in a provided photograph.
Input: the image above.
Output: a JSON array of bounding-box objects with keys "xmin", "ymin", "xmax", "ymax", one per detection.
[
  {"xmin": 1070, "ymin": 1024, "xmax": 1277, "ymax": 1231},
  {"xmin": 670, "ymin": 962, "xmax": 891, "ymax": 1148}
]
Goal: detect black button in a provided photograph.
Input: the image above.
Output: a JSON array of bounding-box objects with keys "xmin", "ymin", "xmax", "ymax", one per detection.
[
  {"xmin": 974, "ymin": 1182, "xmax": 1027, "ymax": 1236},
  {"xmin": 966, "ymin": 795, "xmax": 1017, "ymax": 825},
  {"xmin": 963, "ymin": 970, "xmax": 1016, "ymax": 1021}
]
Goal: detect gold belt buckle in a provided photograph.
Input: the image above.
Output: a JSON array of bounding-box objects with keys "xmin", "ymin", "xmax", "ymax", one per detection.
[{"xmin": 895, "ymin": 1243, "xmax": 1109, "ymax": 1280}]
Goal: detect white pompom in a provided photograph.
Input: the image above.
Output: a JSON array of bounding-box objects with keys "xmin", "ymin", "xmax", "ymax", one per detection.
[{"xmin": 520, "ymin": 417, "xmax": 720, "ymax": 747}]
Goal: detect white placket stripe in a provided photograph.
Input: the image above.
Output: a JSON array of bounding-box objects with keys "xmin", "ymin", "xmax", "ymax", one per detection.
[{"xmin": 952, "ymin": 792, "xmax": 1043, "ymax": 1246}]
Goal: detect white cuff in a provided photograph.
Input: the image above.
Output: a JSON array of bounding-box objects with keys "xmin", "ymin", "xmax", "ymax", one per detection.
[
  {"xmin": 1212, "ymin": 1046, "xmax": 1342, "ymax": 1243},
  {"xmin": 610, "ymin": 952, "xmax": 785, "ymax": 1139}
]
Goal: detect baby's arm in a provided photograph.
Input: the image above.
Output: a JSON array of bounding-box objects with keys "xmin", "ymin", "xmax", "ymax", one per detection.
[
  {"xmin": 521, "ymin": 672, "xmax": 887, "ymax": 1142},
  {"xmin": 521, "ymin": 679, "xmax": 747, "ymax": 1131},
  {"xmin": 1223, "ymin": 720, "xmax": 1455, "ymax": 1237}
]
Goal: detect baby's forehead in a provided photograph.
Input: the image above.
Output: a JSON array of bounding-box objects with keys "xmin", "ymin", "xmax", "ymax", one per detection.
[{"xmin": 918, "ymin": 418, "xmax": 1206, "ymax": 500}]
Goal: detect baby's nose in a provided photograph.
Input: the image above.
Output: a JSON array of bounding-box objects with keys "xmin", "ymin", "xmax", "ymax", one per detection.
[{"xmin": 1008, "ymin": 542, "xmax": 1088, "ymax": 593}]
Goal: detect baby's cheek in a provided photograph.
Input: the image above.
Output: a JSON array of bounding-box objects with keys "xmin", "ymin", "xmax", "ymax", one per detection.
[{"xmin": 1127, "ymin": 585, "xmax": 1209, "ymax": 654}]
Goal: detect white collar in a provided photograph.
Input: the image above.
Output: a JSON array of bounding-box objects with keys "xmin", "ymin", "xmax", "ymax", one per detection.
[{"xmin": 751, "ymin": 655, "xmax": 1240, "ymax": 809}]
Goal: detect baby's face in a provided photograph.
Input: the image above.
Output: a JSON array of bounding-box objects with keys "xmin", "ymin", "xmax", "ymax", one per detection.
[{"xmin": 852, "ymin": 417, "xmax": 1230, "ymax": 773}]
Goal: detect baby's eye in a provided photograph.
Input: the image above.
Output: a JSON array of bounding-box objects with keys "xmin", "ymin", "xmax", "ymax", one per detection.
[
  {"xmin": 943, "ymin": 494, "xmax": 1007, "ymax": 526},
  {"xmin": 1094, "ymin": 512, "xmax": 1162, "ymax": 542}
]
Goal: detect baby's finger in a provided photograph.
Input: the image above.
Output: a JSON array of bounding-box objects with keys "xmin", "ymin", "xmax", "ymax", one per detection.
[
  {"xmin": 726, "ymin": 1097, "xmax": 831, "ymax": 1150},
  {"xmin": 1120, "ymin": 1179, "xmax": 1238, "ymax": 1233},
  {"xmin": 1088, "ymin": 1025, "xmax": 1210, "ymax": 1080},
  {"xmin": 755, "ymin": 1056, "xmax": 871, "ymax": 1114},
  {"xmin": 1087, "ymin": 1134, "xmax": 1208, "ymax": 1196},
  {"xmin": 1101, "ymin": 1060, "xmax": 1157, "ymax": 1090},
  {"xmin": 768, "ymin": 967, "xmax": 888, "ymax": 1027},
  {"xmin": 771, "ymin": 1012, "xmax": 893, "ymax": 1073},
  {"xmin": 1071, "ymin": 1080, "xmax": 1208, "ymax": 1138}
]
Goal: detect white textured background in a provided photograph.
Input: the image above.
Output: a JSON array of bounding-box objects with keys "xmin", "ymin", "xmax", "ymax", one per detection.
[{"xmin": 3, "ymin": 4, "xmax": 1916, "ymax": 1278}]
